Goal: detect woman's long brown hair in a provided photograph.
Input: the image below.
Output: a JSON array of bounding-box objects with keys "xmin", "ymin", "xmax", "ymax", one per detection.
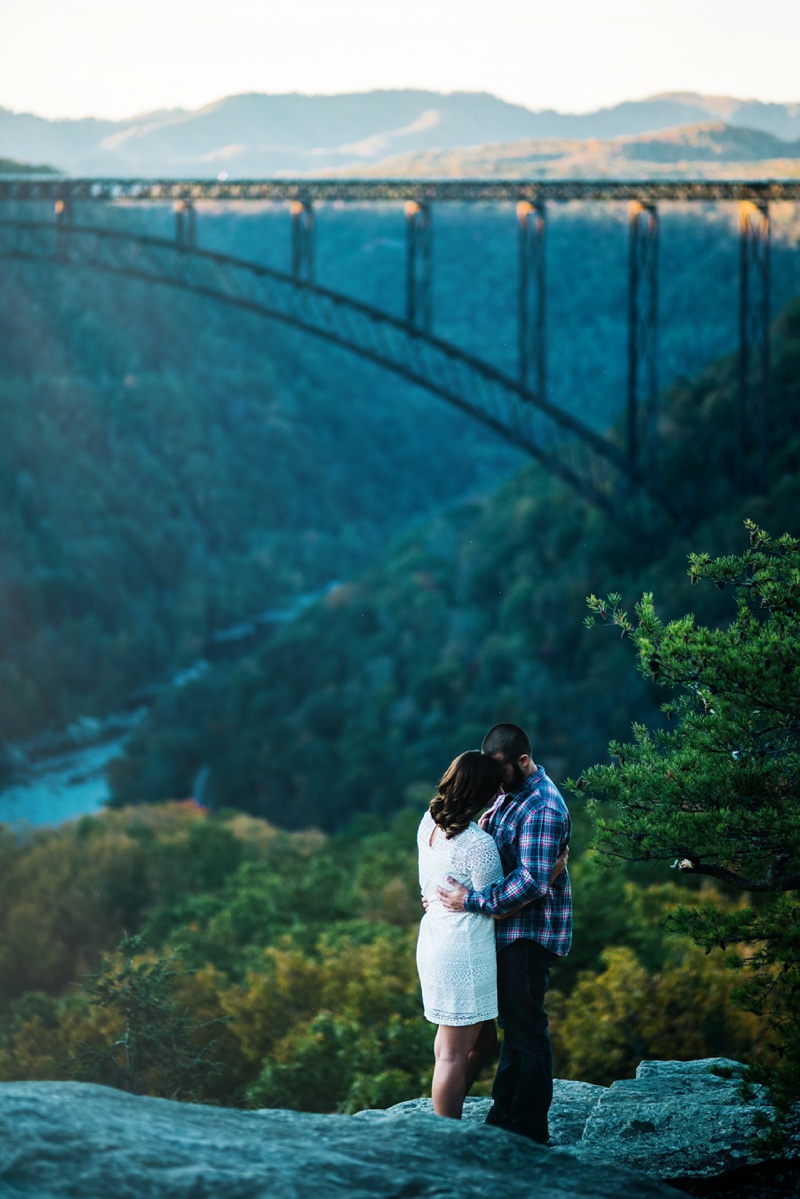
[{"xmin": 429, "ymin": 751, "xmax": 502, "ymax": 839}]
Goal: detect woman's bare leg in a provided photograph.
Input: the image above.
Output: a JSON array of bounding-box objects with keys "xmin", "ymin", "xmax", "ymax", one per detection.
[
  {"xmin": 465, "ymin": 1020, "xmax": 497, "ymax": 1094},
  {"xmin": 432, "ymin": 1023, "xmax": 484, "ymax": 1118}
]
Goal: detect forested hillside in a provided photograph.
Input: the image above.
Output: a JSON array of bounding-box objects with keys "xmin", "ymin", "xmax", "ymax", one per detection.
[
  {"xmin": 0, "ymin": 802, "xmax": 762, "ymax": 1108},
  {"xmin": 0, "ymin": 158, "xmax": 57, "ymax": 174},
  {"xmin": 0, "ymin": 207, "xmax": 517, "ymax": 744},
  {"xmin": 109, "ymin": 295, "xmax": 800, "ymax": 827},
  {"xmin": 1, "ymin": 201, "xmax": 798, "ymax": 752},
  {"xmin": 1, "ymin": 217, "xmax": 798, "ymax": 1118}
]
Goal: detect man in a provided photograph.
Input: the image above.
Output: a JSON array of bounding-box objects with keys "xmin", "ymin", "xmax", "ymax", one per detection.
[{"xmin": 436, "ymin": 722, "xmax": 572, "ymax": 1144}]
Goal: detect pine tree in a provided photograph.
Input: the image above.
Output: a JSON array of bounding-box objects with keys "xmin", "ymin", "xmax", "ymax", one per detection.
[
  {"xmin": 72, "ymin": 935, "xmax": 224, "ymax": 1101},
  {"xmin": 575, "ymin": 522, "xmax": 800, "ymax": 1143}
]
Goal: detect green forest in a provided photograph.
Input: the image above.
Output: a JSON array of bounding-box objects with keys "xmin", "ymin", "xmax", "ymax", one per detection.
[
  {"xmin": 109, "ymin": 295, "xmax": 800, "ymax": 828},
  {"xmin": 0, "ymin": 199, "xmax": 799, "ymax": 743},
  {"xmin": 0, "ymin": 801, "xmax": 766, "ymax": 1110},
  {"xmin": 0, "ymin": 195, "xmax": 798, "ymax": 1125}
]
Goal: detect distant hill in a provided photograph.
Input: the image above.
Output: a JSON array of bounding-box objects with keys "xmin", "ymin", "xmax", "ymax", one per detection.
[
  {"xmin": 0, "ymin": 156, "xmax": 59, "ymax": 175},
  {"xmin": 1, "ymin": 90, "xmax": 799, "ymax": 178},
  {"xmin": 620, "ymin": 121, "xmax": 800, "ymax": 162},
  {"xmin": 339, "ymin": 121, "xmax": 800, "ymax": 180}
]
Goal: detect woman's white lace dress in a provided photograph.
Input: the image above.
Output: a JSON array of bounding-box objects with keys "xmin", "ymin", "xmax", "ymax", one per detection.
[{"xmin": 416, "ymin": 809, "xmax": 504, "ymax": 1026}]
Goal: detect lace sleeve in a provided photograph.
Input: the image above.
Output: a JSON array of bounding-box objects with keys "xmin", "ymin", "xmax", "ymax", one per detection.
[{"xmin": 467, "ymin": 832, "xmax": 504, "ymax": 892}]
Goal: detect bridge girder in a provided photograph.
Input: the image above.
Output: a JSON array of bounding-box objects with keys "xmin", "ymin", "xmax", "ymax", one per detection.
[
  {"xmin": 405, "ymin": 200, "xmax": 432, "ymax": 333},
  {"xmin": 517, "ymin": 201, "xmax": 546, "ymax": 399},
  {"xmin": 175, "ymin": 200, "xmax": 197, "ymax": 251},
  {"xmin": 0, "ymin": 217, "xmax": 678, "ymax": 541},
  {"xmin": 738, "ymin": 202, "xmax": 770, "ymax": 496},
  {"xmin": 627, "ymin": 202, "xmax": 658, "ymax": 475},
  {"xmin": 4, "ymin": 179, "xmax": 800, "ymax": 203},
  {"xmin": 290, "ymin": 199, "xmax": 314, "ymax": 284}
]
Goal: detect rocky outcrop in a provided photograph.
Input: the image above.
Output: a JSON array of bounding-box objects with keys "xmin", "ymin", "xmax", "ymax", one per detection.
[
  {"xmin": 364, "ymin": 1058, "xmax": 788, "ymax": 1185},
  {"xmin": 1, "ymin": 1060, "xmax": 795, "ymax": 1198},
  {"xmin": 360, "ymin": 1078, "xmax": 608, "ymax": 1146},
  {"xmin": 0, "ymin": 1078, "xmax": 677, "ymax": 1199},
  {"xmin": 574, "ymin": 1059, "xmax": 777, "ymax": 1180}
]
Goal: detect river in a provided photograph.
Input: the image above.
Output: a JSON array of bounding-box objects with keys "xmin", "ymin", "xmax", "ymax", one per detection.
[
  {"xmin": 0, "ymin": 735, "xmax": 132, "ymax": 828},
  {"xmin": 0, "ymin": 585, "xmax": 337, "ymax": 830}
]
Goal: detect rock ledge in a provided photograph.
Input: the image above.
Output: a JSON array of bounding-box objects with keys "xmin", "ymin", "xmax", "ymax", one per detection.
[
  {"xmin": 360, "ymin": 1058, "xmax": 779, "ymax": 1180},
  {"xmin": 0, "ymin": 1059, "xmax": 793, "ymax": 1199},
  {"xmin": 0, "ymin": 1077, "xmax": 677, "ymax": 1199}
]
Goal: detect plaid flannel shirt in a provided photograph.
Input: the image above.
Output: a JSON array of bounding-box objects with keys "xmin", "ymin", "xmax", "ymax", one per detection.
[{"xmin": 462, "ymin": 765, "xmax": 572, "ymax": 956}]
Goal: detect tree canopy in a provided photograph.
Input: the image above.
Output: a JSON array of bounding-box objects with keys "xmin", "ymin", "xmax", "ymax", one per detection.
[{"xmin": 577, "ymin": 522, "xmax": 800, "ymax": 1135}]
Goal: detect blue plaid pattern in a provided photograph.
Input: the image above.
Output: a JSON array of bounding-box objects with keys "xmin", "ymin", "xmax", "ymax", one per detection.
[{"xmin": 463, "ymin": 766, "xmax": 572, "ymax": 956}]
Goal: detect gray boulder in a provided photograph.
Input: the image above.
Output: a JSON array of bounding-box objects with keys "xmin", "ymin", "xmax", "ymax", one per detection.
[
  {"xmin": 575, "ymin": 1058, "xmax": 776, "ymax": 1180},
  {"xmin": 369, "ymin": 1058, "xmax": 782, "ymax": 1182},
  {"xmin": 0, "ymin": 1078, "xmax": 678, "ymax": 1199}
]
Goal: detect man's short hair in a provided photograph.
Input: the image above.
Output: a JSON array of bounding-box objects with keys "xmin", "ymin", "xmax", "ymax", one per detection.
[{"xmin": 481, "ymin": 723, "xmax": 532, "ymax": 763}]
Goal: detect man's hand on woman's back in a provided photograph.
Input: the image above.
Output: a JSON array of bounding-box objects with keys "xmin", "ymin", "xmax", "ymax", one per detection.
[{"xmin": 550, "ymin": 845, "xmax": 569, "ymax": 883}]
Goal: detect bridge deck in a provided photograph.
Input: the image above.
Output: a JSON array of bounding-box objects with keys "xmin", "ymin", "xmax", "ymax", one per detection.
[{"xmin": 2, "ymin": 179, "xmax": 800, "ymax": 204}]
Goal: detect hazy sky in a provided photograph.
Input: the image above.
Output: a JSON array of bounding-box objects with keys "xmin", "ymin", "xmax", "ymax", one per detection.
[{"xmin": 2, "ymin": 0, "xmax": 798, "ymax": 122}]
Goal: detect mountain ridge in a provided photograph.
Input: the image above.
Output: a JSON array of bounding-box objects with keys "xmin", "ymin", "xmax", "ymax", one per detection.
[
  {"xmin": 2, "ymin": 89, "xmax": 800, "ymax": 178},
  {"xmin": 326, "ymin": 120, "xmax": 800, "ymax": 180}
]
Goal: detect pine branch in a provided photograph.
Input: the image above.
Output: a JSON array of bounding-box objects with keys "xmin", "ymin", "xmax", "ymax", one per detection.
[{"xmin": 678, "ymin": 852, "xmax": 799, "ymax": 893}]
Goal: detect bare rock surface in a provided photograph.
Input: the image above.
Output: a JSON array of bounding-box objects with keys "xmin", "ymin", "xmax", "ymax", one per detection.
[
  {"xmin": 0, "ymin": 1079, "xmax": 678, "ymax": 1199},
  {"xmin": 355, "ymin": 1078, "xmax": 605, "ymax": 1147},
  {"xmin": 574, "ymin": 1058, "xmax": 775, "ymax": 1180},
  {"xmin": 368, "ymin": 1059, "xmax": 785, "ymax": 1182}
]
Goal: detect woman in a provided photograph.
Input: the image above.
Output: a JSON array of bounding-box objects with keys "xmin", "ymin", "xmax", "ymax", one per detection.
[{"xmin": 416, "ymin": 750, "xmax": 505, "ymax": 1119}]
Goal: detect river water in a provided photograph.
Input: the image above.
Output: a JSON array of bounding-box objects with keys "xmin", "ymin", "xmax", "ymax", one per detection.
[
  {"xmin": 0, "ymin": 585, "xmax": 337, "ymax": 830},
  {"xmin": 0, "ymin": 736, "xmax": 130, "ymax": 828}
]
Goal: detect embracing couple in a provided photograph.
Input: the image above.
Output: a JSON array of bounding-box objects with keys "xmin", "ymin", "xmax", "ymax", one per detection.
[{"xmin": 416, "ymin": 722, "xmax": 572, "ymax": 1144}]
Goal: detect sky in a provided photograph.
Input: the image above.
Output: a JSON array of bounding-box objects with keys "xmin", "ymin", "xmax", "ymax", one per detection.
[{"xmin": 1, "ymin": 0, "xmax": 799, "ymax": 122}]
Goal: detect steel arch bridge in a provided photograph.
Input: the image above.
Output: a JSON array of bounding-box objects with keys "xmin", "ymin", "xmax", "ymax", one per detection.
[
  {"xmin": 0, "ymin": 215, "xmax": 668, "ymax": 538},
  {"xmin": 2, "ymin": 177, "xmax": 798, "ymax": 538}
]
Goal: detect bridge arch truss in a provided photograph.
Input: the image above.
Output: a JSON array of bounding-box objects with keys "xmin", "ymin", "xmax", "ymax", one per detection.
[
  {"xmin": 0, "ymin": 215, "xmax": 672, "ymax": 538},
  {"xmin": 2, "ymin": 178, "xmax": 798, "ymax": 537}
]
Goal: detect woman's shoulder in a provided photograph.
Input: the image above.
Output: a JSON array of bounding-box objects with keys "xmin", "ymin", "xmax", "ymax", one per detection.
[
  {"xmin": 463, "ymin": 822, "xmax": 500, "ymax": 855},
  {"xmin": 417, "ymin": 809, "xmax": 434, "ymax": 838},
  {"xmin": 466, "ymin": 820, "xmax": 493, "ymax": 841},
  {"xmin": 449, "ymin": 821, "xmax": 492, "ymax": 847}
]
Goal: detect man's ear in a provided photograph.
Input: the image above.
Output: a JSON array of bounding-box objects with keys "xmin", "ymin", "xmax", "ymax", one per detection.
[{"xmin": 518, "ymin": 755, "xmax": 530, "ymax": 770}]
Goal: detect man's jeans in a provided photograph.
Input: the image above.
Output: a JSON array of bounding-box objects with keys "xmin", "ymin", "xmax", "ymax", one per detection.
[{"xmin": 485, "ymin": 937, "xmax": 557, "ymax": 1144}]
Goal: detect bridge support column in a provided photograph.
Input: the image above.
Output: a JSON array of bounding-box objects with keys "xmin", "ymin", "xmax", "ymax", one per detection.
[
  {"xmin": 54, "ymin": 195, "xmax": 74, "ymax": 259},
  {"xmin": 517, "ymin": 200, "xmax": 546, "ymax": 398},
  {"xmin": 627, "ymin": 202, "xmax": 659, "ymax": 475},
  {"xmin": 405, "ymin": 201, "xmax": 432, "ymax": 332},
  {"xmin": 290, "ymin": 200, "xmax": 314, "ymax": 283},
  {"xmin": 175, "ymin": 201, "xmax": 197, "ymax": 249},
  {"xmin": 737, "ymin": 201, "xmax": 770, "ymax": 495}
]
